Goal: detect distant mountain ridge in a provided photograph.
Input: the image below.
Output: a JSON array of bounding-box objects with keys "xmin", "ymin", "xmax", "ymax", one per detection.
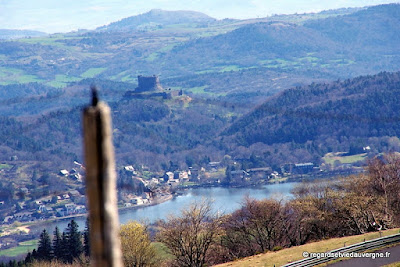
[
  {"xmin": 160, "ymin": 3, "xmax": 400, "ymax": 75},
  {"xmin": 0, "ymin": 29, "xmax": 47, "ymax": 39},
  {"xmin": 97, "ymin": 9, "xmax": 216, "ymax": 31},
  {"xmin": 304, "ymin": 3, "xmax": 400, "ymax": 50}
]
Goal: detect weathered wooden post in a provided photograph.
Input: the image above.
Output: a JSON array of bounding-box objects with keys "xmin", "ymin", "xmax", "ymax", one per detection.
[{"xmin": 82, "ymin": 86, "xmax": 123, "ymax": 267}]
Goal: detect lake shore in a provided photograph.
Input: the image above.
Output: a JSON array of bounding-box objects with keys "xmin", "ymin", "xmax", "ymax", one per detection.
[{"xmin": 26, "ymin": 193, "xmax": 174, "ymax": 233}]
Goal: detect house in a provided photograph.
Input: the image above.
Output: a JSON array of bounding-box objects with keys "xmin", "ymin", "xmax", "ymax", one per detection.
[
  {"xmin": 231, "ymin": 170, "xmax": 248, "ymax": 180},
  {"xmin": 74, "ymin": 195, "xmax": 86, "ymax": 205},
  {"xmin": 74, "ymin": 205, "xmax": 86, "ymax": 214},
  {"xmin": 150, "ymin": 178, "xmax": 159, "ymax": 184},
  {"xmin": 189, "ymin": 168, "xmax": 199, "ymax": 181},
  {"xmin": 271, "ymin": 171, "xmax": 280, "ymax": 178},
  {"xmin": 38, "ymin": 205, "xmax": 47, "ymax": 213},
  {"xmin": 59, "ymin": 169, "xmax": 69, "ymax": 176},
  {"xmin": 167, "ymin": 179, "xmax": 179, "ymax": 185},
  {"xmin": 179, "ymin": 171, "xmax": 189, "ymax": 180},
  {"xmin": 41, "ymin": 196, "xmax": 52, "ymax": 203},
  {"xmin": 130, "ymin": 197, "xmax": 144, "ymax": 205},
  {"xmin": 124, "ymin": 165, "xmax": 135, "ymax": 174},
  {"xmin": 247, "ymin": 167, "xmax": 272, "ymax": 180},
  {"xmin": 71, "ymin": 173, "xmax": 82, "ymax": 182},
  {"xmin": 13, "ymin": 212, "xmax": 33, "ymax": 222},
  {"xmin": 34, "ymin": 200, "xmax": 43, "ymax": 206},
  {"xmin": 293, "ymin": 163, "xmax": 314, "ymax": 174},
  {"xmin": 56, "ymin": 208, "xmax": 65, "ymax": 217},
  {"xmin": 64, "ymin": 203, "xmax": 76, "ymax": 215},
  {"xmin": 141, "ymin": 192, "xmax": 152, "ymax": 200},
  {"xmin": 208, "ymin": 162, "xmax": 221, "ymax": 172},
  {"xmin": 163, "ymin": 172, "xmax": 174, "ymax": 182},
  {"xmin": 69, "ymin": 190, "xmax": 81, "ymax": 198},
  {"xmin": 3, "ymin": 216, "xmax": 13, "ymax": 224}
]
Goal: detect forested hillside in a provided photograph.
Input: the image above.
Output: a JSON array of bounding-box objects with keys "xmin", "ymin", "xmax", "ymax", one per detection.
[{"xmin": 223, "ymin": 71, "xmax": 400, "ymax": 165}]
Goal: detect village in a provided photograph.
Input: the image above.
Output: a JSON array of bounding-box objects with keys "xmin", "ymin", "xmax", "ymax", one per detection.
[{"xmin": 0, "ymin": 153, "xmax": 367, "ymax": 229}]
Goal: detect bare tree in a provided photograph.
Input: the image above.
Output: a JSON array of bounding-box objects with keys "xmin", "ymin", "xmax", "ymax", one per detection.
[
  {"xmin": 368, "ymin": 153, "xmax": 400, "ymax": 226},
  {"xmin": 221, "ymin": 198, "xmax": 284, "ymax": 259},
  {"xmin": 157, "ymin": 200, "xmax": 222, "ymax": 267}
]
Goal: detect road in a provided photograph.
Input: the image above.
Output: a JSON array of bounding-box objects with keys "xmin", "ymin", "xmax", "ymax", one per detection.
[{"xmin": 329, "ymin": 244, "xmax": 400, "ymax": 267}]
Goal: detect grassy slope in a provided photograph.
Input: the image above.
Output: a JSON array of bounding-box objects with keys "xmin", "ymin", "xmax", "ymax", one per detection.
[
  {"xmin": 0, "ymin": 240, "xmax": 38, "ymax": 257},
  {"xmin": 323, "ymin": 152, "xmax": 368, "ymax": 165},
  {"xmin": 214, "ymin": 228, "xmax": 400, "ymax": 267}
]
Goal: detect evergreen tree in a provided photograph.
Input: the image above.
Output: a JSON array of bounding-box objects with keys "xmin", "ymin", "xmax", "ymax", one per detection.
[
  {"xmin": 52, "ymin": 226, "xmax": 63, "ymax": 260},
  {"xmin": 83, "ymin": 218, "xmax": 90, "ymax": 257},
  {"xmin": 60, "ymin": 232, "xmax": 69, "ymax": 263},
  {"xmin": 37, "ymin": 229, "xmax": 52, "ymax": 261},
  {"xmin": 31, "ymin": 248, "xmax": 38, "ymax": 260},
  {"xmin": 24, "ymin": 252, "xmax": 33, "ymax": 265},
  {"xmin": 65, "ymin": 219, "xmax": 83, "ymax": 263}
]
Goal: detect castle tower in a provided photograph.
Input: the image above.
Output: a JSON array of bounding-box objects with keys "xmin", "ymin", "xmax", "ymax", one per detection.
[{"xmin": 135, "ymin": 75, "xmax": 163, "ymax": 92}]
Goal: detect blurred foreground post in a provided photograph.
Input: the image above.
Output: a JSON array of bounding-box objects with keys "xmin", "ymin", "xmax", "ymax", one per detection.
[{"xmin": 82, "ymin": 87, "xmax": 123, "ymax": 267}]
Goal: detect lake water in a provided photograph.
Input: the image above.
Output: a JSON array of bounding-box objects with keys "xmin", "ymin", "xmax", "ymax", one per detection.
[{"xmin": 34, "ymin": 182, "xmax": 298, "ymax": 234}]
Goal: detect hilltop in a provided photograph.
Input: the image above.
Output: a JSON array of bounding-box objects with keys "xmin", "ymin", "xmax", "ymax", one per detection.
[
  {"xmin": 97, "ymin": 9, "xmax": 216, "ymax": 31},
  {"xmin": 0, "ymin": 29, "xmax": 47, "ymax": 40}
]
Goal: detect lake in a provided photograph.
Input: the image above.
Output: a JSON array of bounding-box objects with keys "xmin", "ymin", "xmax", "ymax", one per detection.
[{"xmin": 34, "ymin": 182, "xmax": 299, "ymax": 234}]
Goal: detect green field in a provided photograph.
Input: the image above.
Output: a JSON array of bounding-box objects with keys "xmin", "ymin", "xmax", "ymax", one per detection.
[
  {"xmin": 0, "ymin": 240, "xmax": 38, "ymax": 257},
  {"xmin": 0, "ymin": 67, "xmax": 44, "ymax": 85},
  {"xmin": 80, "ymin": 67, "xmax": 107, "ymax": 78},
  {"xmin": 323, "ymin": 152, "xmax": 368, "ymax": 165},
  {"xmin": 46, "ymin": 74, "xmax": 81, "ymax": 88},
  {"xmin": 0, "ymin": 164, "xmax": 12, "ymax": 170}
]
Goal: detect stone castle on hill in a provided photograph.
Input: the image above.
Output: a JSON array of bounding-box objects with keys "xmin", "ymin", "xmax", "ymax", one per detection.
[
  {"xmin": 135, "ymin": 75, "xmax": 163, "ymax": 92},
  {"xmin": 124, "ymin": 75, "xmax": 182, "ymax": 99}
]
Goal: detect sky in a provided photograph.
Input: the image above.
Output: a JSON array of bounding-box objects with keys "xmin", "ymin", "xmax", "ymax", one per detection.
[{"xmin": 0, "ymin": 0, "xmax": 399, "ymax": 33}]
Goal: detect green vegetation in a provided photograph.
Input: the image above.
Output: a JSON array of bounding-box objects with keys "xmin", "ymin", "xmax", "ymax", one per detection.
[
  {"xmin": 323, "ymin": 152, "xmax": 368, "ymax": 165},
  {"xmin": 187, "ymin": 85, "xmax": 208, "ymax": 94},
  {"xmin": 0, "ymin": 67, "xmax": 44, "ymax": 85},
  {"xmin": 220, "ymin": 65, "xmax": 241, "ymax": 72},
  {"xmin": 80, "ymin": 67, "xmax": 107, "ymax": 78},
  {"xmin": 0, "ymin": 240, "xmax": 38, "ymax": 257},
  {"xmin": 152, "ymin": 242, "xmax": 174, "ymax": 261},
  {"xmin": 0, "ymin": 164, "xmax": 12, "ymax": 170},
  {"xmin": 46, "ymin": 74, "xmax": 81, "ymax": 88},
  {"xmin": 17, "ymin": 37, "xmax": 66, "ymax": 47}
]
